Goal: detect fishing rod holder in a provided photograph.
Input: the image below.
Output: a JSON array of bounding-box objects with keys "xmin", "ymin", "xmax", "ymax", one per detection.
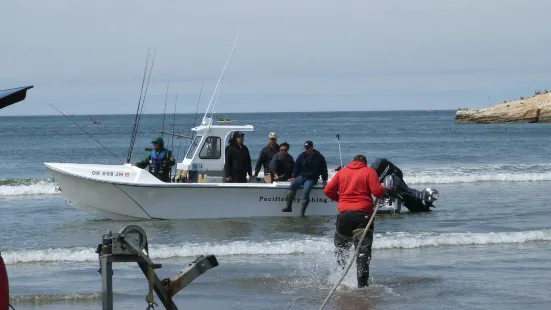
[{"xmin": 95, "ymin": 225, "xmax": 219, "ymax": 310}]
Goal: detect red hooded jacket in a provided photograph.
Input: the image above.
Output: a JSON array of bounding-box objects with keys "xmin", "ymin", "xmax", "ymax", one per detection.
[{"xmin": 323, "ymin": 161, "xmax": 386, "ymax": 214}]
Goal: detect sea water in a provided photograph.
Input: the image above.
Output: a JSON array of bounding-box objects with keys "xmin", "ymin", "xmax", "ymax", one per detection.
[{"xmin": 1, "ymin": 111, "xmax": 551, "ymax": 309}]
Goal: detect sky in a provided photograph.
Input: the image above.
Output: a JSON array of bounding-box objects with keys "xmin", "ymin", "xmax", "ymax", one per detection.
[{"xmin": 2, "ymin": 0, "xmax": 551, "ymax": 116}]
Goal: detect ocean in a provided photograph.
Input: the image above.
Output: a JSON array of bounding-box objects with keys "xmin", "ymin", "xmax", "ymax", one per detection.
[{"xmin": 1, "ymin": 110, "xmax": 551, "ymax": 309}]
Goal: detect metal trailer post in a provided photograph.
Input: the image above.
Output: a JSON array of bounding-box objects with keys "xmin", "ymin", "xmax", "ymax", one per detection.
[{"xmin": 96, "ymin": 225, "xmax": 218, "ymax": 310}]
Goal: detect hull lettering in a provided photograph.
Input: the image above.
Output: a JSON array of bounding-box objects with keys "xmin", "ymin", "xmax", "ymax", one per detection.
[{"xmin": 258, "ymin": 196, "xmax": 335, "ymax": 203}]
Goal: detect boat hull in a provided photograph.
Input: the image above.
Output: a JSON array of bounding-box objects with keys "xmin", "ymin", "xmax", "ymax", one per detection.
[{"xmin": 45, "ymin": 163, "xmax": 399, "ymax": 220}]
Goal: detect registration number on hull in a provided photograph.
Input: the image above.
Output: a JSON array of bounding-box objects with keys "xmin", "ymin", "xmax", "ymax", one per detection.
[{"xmin": 91, "ymin": 171, "xmax": 129, "ymax": 177}]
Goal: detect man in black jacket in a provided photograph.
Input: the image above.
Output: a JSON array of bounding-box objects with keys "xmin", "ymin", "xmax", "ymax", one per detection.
[
  {"xmin": 253, "ymin": 132, "xmax": 279, "ymax": 183},
  {"xmin": 269, "ymin": 142, "xmax": 294, "ymax": 182},
  {"xmin": 224, "ymin": 131, "xmax": 253, "ymax": 183},
  {"xmin": 282, "ymin": 140, "xmax": 328, "ymax": 216}
]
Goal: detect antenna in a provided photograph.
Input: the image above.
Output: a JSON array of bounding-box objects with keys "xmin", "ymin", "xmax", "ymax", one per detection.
[
  {"xmin": 202, "ymin": 32, "xmax": 240, "ymax": 122},
  {"xmin": 210, "ymin": 79, "xmax": 223, "ymax": 119}
]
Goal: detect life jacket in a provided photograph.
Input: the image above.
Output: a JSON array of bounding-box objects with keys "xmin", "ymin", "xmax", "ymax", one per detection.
[
  {"xmin": 148, "ymin": 149, "xmax": 169, "ymax": 176},
  {"xmin": 0, "ymin": 253, "xmax": 8, "ymax": 310}
]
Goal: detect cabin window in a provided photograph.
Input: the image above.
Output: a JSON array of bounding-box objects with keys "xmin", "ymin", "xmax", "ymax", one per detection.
[
  {"xmin": 199, "ymin": 136, "xmax": 221, "ymax": 159},
  {"xmin": 185, "ymin": 135, "xmax": 202, "ymax": 159}
]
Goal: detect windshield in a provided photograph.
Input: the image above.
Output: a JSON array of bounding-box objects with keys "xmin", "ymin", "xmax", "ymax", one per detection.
[{"xmin": 185, "ymin": 135, "xmax": 202, "ymax": 159}]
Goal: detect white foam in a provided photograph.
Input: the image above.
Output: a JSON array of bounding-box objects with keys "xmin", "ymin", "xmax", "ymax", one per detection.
[
  {"xmin": 328, "ymin": 163, "xmax": 551, "ymax": 184},
  {"xmin": 404, "ymin": 172, "xmax": 551, "ymax": 184},
  {"xmin": 0, "ymin": 180, "xmax": 58, "ymax": 196},
  {"xmin": 3, "ymin": 229, "xmax": 550, "ymax": 265},
  {"xmin": 1, "ymin": 163, "xmax": 550, "ymax": 197}
]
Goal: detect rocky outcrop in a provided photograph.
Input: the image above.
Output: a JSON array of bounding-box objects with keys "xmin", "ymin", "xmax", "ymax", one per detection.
[{"xmin": 455, "ymin": 91, "xmax": 551, "ymax": 124}]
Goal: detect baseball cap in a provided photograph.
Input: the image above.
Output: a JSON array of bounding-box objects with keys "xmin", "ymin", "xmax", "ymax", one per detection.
[
  {"xmin": 269, "ymin": 132, "xmax": 277, "ymax": 139},
  {"xmin": 304, "ymin": 140, "xmax": 313, "ymax": 149},
  {"xmin": 353, "ymin": 154, "xmax": 367, "ymax": 164},
  {"xmin": 232, "ymin": 131, "xmax": 245, "ymax": 138}
]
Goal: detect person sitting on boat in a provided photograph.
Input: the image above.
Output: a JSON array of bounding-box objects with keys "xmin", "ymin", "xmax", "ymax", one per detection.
[
  {"xmin": 253, "ymin": 132, "xmax": 280, "ymax": 183},
  {"xmin": 132, "ymin": 137, "xmax": 175, "ymax": 182},
  {"xmin": 282, "ymin": 140, "xmax": 328, "ymax": 216},
  {"xmin": 269, "ymin": 142, "xmax": 294, "ymax": 182},
  {"xmin": 322, "ymin": 154, "xmax": 386, "ymax": 288},
  {"xmin": 224, "ymin": 131, "xmax": 254, "ymax": 183}
]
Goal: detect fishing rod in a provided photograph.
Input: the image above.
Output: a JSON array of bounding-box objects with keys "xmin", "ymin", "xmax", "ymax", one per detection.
[
  {"xmin": 127, "ymin": 49, "xmax": 151, "ymax": 163},
  {"xmin": 171, "ymin": 93, "xmax": 178, "ymax": 150},
  {"xmin": 171, "ymin": 92, "xmax": 178, "ymax": 177},
  {"xmin": 161, "ymin": 80, "xmax": 170, "ymax": 138},
  {"xmin": 158, "ymin": 131, "xmax": 193, "ymax": 139},
  {"xmin": 192, "ymin": 81, "xmax": 204, "ymax": 129},
  {"xmin": 175, "ymin": 81, "xmax": 205, "ymax": 164},
  {"xmin": 126, "ymin": 49, "xmax": 156, "ymax": 163},
  {"xmin": 135, "ymin": 50, "xmax": 156, "ymax": 141},
  {"xmin": 336, "ymin": 133, "xmax": 344, "ymax": 169},
  {"xmin": 48, "ymin": 104, "xmax": 123, "ymax": 163}
]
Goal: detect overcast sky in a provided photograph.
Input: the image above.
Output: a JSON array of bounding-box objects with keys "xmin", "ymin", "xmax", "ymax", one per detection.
[{"xmin": 2, "ymin": 0, "xmax": 551, "ymax": 116}]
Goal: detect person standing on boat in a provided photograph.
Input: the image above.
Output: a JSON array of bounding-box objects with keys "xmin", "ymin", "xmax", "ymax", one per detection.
[
  {"xmin": 224, "ymin": 131, "xmax": 253, "ymax": 183},
  {"xmin": 282, "ymin": 140, "xmax": 328, "ymax": 216},
  {"xmin": 269, "ymin": 142, "xmax": 294, "ymax": 182},
  {"xmin": 132, "ymin": 137, "xmax": 175, "ymax": 182},
  {"xmin": 322, "ymin": 154, "xmax": 386, "ymax": 288},
  {"xmin": 253, "ymin": 132, "xmax": 280, "ymax": 183}
]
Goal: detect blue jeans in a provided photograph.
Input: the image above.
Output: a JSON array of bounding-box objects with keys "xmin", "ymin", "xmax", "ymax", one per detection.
[{"xmin": 290, "ymin": 176, "xmax": 316, "ymax": 202}]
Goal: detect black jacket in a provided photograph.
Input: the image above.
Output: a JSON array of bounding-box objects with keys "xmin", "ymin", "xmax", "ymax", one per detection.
[
  {"xmin": 293, "ymin": 149, "xmax": 328, "ymax": 182},
  {"xmin": 224, "ymin": 144, "xmax": 252, "ymax": 179},
  {"xmin": 254, "ymin": 143, "xmax": 279, "ymax": 175},
  {"xmin": 269, "ymin": 152, "xmax": 295, "ymax": 179}
]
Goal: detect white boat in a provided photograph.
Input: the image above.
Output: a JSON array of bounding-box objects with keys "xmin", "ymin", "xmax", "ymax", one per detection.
[
  {"xmin": 43, "ymin": 38, "xmax": 439, "ymax": 221},
  {"xmin": 45, "ymin": 116, "xmax": 403, "ymax": 220}
]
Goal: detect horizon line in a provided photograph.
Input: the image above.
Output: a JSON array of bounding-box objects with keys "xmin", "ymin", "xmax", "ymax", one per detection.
[{"xmin": 1, "ymin": 108, "xmax": 455, "ymax": 117}]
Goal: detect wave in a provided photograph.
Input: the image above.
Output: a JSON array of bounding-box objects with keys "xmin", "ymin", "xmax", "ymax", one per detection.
[
  {"xmin": 3, "ymin": 229, "xmax": 550, "ymax": 265},
  {"xmin": 0, "ymin": 178, "xmax": 58, "ymax": 196},
  {"xmin": 2, "ymin": 163, "xmax": 551, "ymax": 197},
  {"xmin": 9, "ymin": 293, "xmax": 102, "ymax": 303},
  {"xmin": 329, "ymin": 163, "xmax": 551, "ymax": 184}
]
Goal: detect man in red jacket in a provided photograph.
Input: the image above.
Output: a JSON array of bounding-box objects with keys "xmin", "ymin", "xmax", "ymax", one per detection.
[{"xmin": 323, "ymin": 154, "xmax": 386, "ymax": 288}]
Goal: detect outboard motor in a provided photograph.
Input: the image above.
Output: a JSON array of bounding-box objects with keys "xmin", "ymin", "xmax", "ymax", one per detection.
[{"xmin": 371, "ymin": 158, "xmax": 439, "ymax": 212}]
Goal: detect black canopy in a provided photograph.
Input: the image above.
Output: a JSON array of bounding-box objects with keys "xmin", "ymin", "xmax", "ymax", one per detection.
[{"xmin": 0, "ymin": 85, "xmax": 34, "ymax": 110}]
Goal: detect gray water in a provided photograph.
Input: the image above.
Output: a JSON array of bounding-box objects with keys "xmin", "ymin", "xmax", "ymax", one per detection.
[{"xmin": 1, "ymin": 111, "xmax": 551, "ymax": 309}]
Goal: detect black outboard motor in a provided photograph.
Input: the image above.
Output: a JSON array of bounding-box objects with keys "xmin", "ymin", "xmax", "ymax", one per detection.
[{"xmin": 370, "ymin": 158, "xmax": 439, "ymax": 212}]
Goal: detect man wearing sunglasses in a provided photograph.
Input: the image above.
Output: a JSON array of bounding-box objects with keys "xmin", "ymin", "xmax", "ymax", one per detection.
[{"xmin": 269, "ymin": 142, "xmax": 295, "ymax": 182}]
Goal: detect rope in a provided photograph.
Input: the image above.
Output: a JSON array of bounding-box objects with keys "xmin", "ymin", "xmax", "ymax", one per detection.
[{"xmin": 319, "ymin": 200, "xmax": 381, "ymax": 310}]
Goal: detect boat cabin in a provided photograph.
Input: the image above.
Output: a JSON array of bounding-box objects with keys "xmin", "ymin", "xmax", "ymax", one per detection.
[{"xmin": 175, "ymin": 116, "xmax": 253, "ymax": 183}]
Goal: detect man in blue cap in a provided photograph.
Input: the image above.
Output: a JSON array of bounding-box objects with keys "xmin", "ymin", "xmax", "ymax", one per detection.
[
  {"xmin": 282, "ymin": 140, "xmax": 328, "ymax": 216},
  {"xmin": 133, "ymin": 137, "xmax": 176, "ymax": 182}
]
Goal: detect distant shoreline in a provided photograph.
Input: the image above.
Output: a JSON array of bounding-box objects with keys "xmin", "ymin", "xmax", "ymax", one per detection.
[{"xmin": 455, "ymin": 91, "xmax": 551, "ymax": 124}]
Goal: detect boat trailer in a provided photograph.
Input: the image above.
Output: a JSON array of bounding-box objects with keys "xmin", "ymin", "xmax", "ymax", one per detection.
[{"xmin": 95, "ymin": 225, "xmax": 218, "ymax": 310}]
